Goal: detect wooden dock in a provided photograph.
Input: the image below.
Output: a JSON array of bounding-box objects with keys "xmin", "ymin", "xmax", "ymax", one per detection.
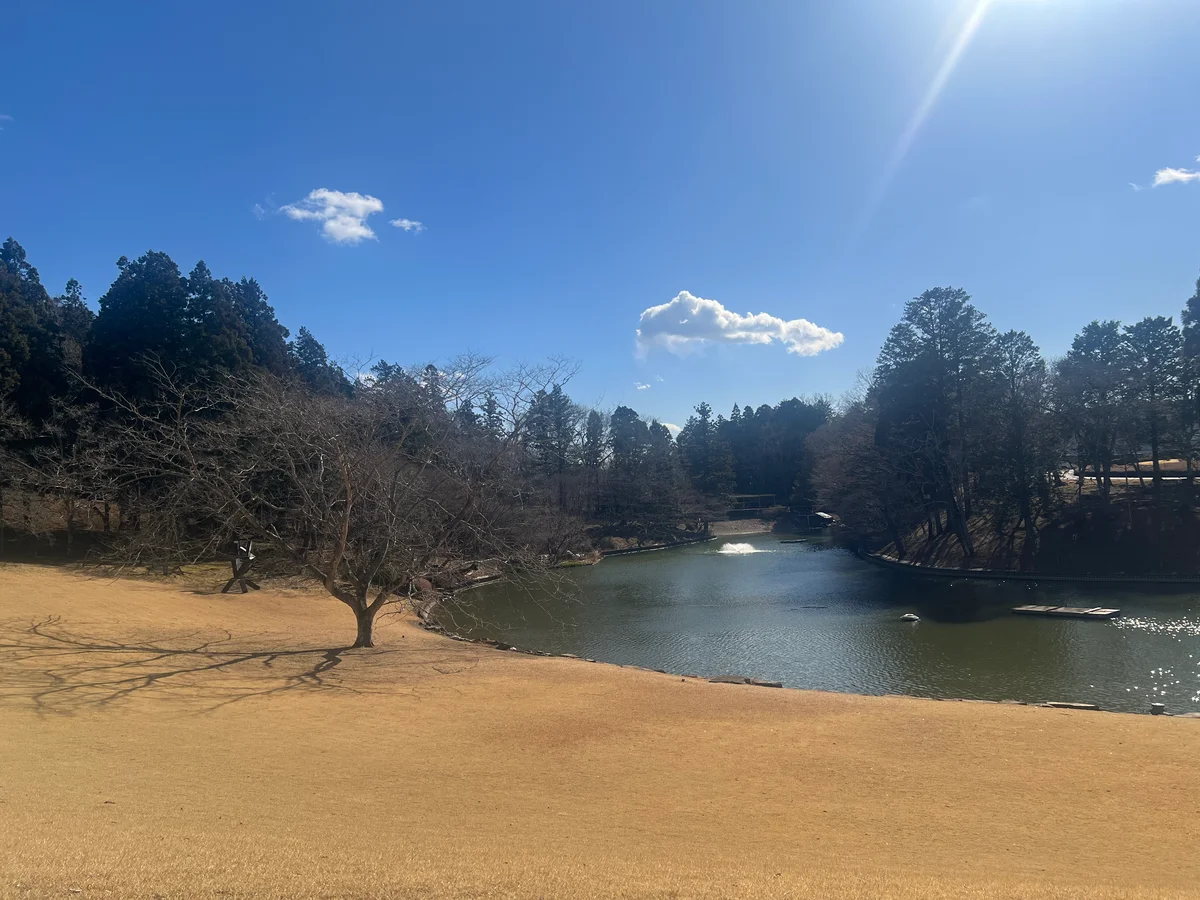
[{"xmin": 1012, "ymin": 605, "xmax": 1120, "ymax": 619}]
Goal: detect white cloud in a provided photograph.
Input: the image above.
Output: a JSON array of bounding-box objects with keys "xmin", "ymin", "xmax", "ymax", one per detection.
[
  {"xmin": 636, "ymin": 291, "xmax": 843, "ymax": 358},
  {"xmin": 634, "ymin": 382, "xmax": 650, "ymax": 391},
  {"xmin": 1153, "ymin": 157, "xmax": 1200, "ymax": 187},
  {"xmin": 390, "ymin": 218, "xmax": 425, "ymax": 233},
  {"xmin": 280, "ymin": 188, "xmax": 385, "ymax": 244},
  {"xmin": 1153, "ymin": 168, "xmax": 1200, "ymax": 187},
  {"xmin": 1129, "ymin": 183, "xmax": 1142, "ymax": 192},
  {"xmin": 0, "ymin": 114, "xmax": 11, "ymax": 131},
  {"xmin": 662, "ymin": 422, "xmax": 682, "ymax": 437}
]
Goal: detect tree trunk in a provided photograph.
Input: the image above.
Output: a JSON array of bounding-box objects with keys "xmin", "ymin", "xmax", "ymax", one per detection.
[
  {"xmin": 883, "ymin": 509, "xmax": 905, "ymax": 559},
  {"xmin": 1018, "ymin": 496, "xmax": 1037, "ymax": 572},
  {"xmin": 64, "ymin": 497, "xmax": 75, "ymax": 559},
  {"xmin": 353, "ymin": 603, "xmax": 377, "ymax": 648},
  {"xmin": 946, "ymin": 496, "xmax": 974, "ymax": 557},
  {"xmin": 1150, "ymin": 420, "xmax": 1161, "ymax": 490}
]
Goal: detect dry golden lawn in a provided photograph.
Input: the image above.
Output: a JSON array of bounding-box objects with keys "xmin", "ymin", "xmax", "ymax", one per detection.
[{"xmin": 1, "ymin": 564, "xmax": 1198, "ymax": 900}]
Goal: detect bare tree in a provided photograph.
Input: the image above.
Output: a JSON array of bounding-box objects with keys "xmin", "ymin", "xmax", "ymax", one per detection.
[
  {"xmin": 809, "ymin": 400, "xmax": 920, "ymax": 557},
  {"xmin": 0, "ymin": 398, "xmax": 28, "ymax": 556},
  {"xmin": 91, "ymin": 359, "xmax": 574, "ymax": 647},
  {"xmin": 20, "ymin": 399, "xmax": 106, "ymax": 557}
]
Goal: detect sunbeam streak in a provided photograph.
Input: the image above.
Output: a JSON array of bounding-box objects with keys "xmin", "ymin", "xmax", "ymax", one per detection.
[{"xmin": 856, "ymin": 0, "xmax": 994, "ymax": 236}]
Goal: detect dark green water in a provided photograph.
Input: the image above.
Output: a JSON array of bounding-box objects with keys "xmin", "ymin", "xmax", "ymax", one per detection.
[{"xmin": 438, "ymin": 532, "xmax": 1200, "ymax": 714}]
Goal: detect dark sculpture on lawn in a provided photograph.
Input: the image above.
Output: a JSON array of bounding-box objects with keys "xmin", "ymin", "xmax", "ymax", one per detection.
[{"xmin": 221, "ymin": 540, "xmax": 260, "ymax": 594}]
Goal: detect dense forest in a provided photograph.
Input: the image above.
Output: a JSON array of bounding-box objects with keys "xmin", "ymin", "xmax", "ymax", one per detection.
[
  {"xmin": 5, "ymin": 234, "xmax": 1200, "ymax": 637},
  {"xmin": 812, "ymin": 282, "xmax": 1200, "ymax": 573},
  {"xmin": 0, "ymin": 237, "xmax": 831, "ymax": 523},
  {"xmin": 0, "ymin": 238, "xmax": 831, "ymax": 641}
]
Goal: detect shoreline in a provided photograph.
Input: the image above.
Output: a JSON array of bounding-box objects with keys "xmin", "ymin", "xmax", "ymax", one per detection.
[
  {"xmin": 418, "ymin": 615, "xmax": 1195, "ymax": 719},
  {"xmin": 861, "ymin": 547, "xmax": 1200, "ymax": 585},
  {"xmin": 438, "ymin": 539, "xmax": 1200, "ymax": 718},
  {"xmin": 597, "ymin": 533, "xmax": 717, "ymax": 557},
  {"xmin": 3, "ymin": 562, "xmax": 1200, "ymax": 898},
  {"xmin": 587, "ymin": 517, "xmax": 782, "ymax": 560}
]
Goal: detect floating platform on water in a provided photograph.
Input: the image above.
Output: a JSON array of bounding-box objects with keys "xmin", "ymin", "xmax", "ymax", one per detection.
[
  {"xmin": 778, "ymin": 539, "xmax": 808, "ymax": 544},
  {"xmin": 1012, "ymin": 605, "xmax": 1120, "ymax": 619}
]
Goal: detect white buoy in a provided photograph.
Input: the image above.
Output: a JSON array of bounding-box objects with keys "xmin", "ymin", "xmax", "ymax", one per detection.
[{"xmin": 900, "ymin": 613, "xmax": 920, "ymax": 622}]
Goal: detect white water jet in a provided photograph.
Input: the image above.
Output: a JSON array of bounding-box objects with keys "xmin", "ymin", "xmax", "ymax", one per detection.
[{"xmin": 717, "ymin": 542, "xmax": 766, "ymax": 555}]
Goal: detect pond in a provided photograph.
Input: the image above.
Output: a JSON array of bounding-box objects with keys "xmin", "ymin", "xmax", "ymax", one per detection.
[{"xmin": 437, "ymin": 532, "xmax": 1200, "ymax": 715}]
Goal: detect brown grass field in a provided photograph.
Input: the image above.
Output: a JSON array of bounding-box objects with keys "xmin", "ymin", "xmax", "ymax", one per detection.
[{"xmin": 1, "ymin": 564, "xmax": 1199, "ymax": 899}]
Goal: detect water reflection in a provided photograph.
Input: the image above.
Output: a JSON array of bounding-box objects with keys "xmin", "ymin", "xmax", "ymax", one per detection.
[{"xmin": 439, "ymin": 533, "xmax": 1200, "ymax": 714}]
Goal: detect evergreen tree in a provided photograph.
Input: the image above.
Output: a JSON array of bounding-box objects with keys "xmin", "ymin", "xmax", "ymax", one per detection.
[
  {"xmin": 56, "ymin": 279, "xmax": 94, "ymax": 374},
  {"xmin": 525, "ymin": 389, "xmax": 551, "ymax": 467},
  {"xmin": 0, "ymin": 238, "xmax": 78, "ymax": 422},
  {"xmin": 677, "ymin": 402, "xmax": 734, "ymax": 499},
  {"xmin": 90, "ymin": 252, "xmax": 297, "ymax": 398},
  {"xmin": 185, "ymin": 261, "xmax": 254, "ymax": 375},
  {"xmin": 582, "ymin": 409, "xmax": 605, "ymax": 513},
  {"xmin": 987, "ymin": 330, "xmax": 1053, "ymax": 563},
  {"xmin": 0, "ymin": 238, "xmax": 47, "ymax": 401},
  {"xmin": 289, "ymin": 327, "xmax": 349, "ymax": 395},
  {"xmin": 1055, "ymin": 321, "xmax": 1125, "ymax": 502},
  {"xmin": 873, "ymin": 287, "xmax": 998, "ymax": 555},
  {"xmin": 232, "ymin": 277, "xmax": 291, "ymax": 374},
  {"xmin": 1122, "ymin": 316, "xmax": 1184, "ymax": 489},
  {"xmin": 482, "ymin": 391, "xmax": 504, "ymax": 440},
  {"xmin": 645, "ymin": 420, "xmax": 683, "ymax": 518},
  {"xmin": 88, "ymin": 251, "xmax": 194, "ymax": 396},
  {"xmin": 1180, "ymin": 274, "xmax": 1200, "ymax": 480},
  {"xmin": 608, "ymin": 405, "xmax": 648, "ymax": 521}
]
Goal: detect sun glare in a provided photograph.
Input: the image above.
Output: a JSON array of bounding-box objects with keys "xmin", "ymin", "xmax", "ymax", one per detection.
[{"xmin": 857, "ymin": 0, "xmax": 994, "ymax": 234}]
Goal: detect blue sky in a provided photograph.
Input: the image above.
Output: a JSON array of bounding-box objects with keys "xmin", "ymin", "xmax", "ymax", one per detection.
[{"xmin": 4, "ymin": 0, "xmax": 1200, "ymax": 428}]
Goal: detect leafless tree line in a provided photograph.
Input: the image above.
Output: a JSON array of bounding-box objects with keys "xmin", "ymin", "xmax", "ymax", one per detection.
[{"xmin": 2, "ymin": 357, "xmax": 578, "ymax": 646}]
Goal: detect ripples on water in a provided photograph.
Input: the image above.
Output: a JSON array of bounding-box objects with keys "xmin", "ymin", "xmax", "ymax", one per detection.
[
  {"xmin": 445, "ymin": 534, "xmax": 1200, "ymax": 714},
  {"xmin": 1115, "ymin": 616, "xmax": 1200, "ymax": 703},
  {"xmin": 1115, "ymin": 616, "xmax": 1200, "ymax": 637}
]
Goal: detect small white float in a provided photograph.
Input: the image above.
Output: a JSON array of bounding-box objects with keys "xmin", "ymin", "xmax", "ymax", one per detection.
[{"xmin": 900, "ymin": 613, "xmax": 920, "ymax": 622}]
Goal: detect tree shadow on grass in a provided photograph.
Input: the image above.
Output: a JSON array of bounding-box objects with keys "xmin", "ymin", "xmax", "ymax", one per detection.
[{"xmin": 0, "ymin": 616, "xmax": 480, "ymax": 714}]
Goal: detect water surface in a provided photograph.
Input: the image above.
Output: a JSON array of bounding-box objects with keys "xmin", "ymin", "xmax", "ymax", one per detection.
[{"xmin": 439, "ymin": 533, "xmax": 1200, "ymax": 714}]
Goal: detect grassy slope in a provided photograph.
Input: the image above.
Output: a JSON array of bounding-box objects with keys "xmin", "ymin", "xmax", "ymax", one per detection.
[{"xmin": 1, "ymin": 564, "xmax": 1199, "ymax": 899}]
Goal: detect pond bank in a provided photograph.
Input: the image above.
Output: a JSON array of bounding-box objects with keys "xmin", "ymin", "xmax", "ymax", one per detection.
[
  {"xmin": 584, "ymin": 517, "xmax": 778, "ymax": 559},
  {"xmin": 863, "ymin": 548, "xmax": 1200, "ymax": 585},
  {"xmin": 4, "ymin": 563, "xmax": 1200, "ymax": 898},
  {"xmin": 441, "ymin": 535, "xmax": 1200, "ymax": 715},
  {"xmin": 419, "ymin": 617, "xmax": 1198, "ymax": 717}
]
